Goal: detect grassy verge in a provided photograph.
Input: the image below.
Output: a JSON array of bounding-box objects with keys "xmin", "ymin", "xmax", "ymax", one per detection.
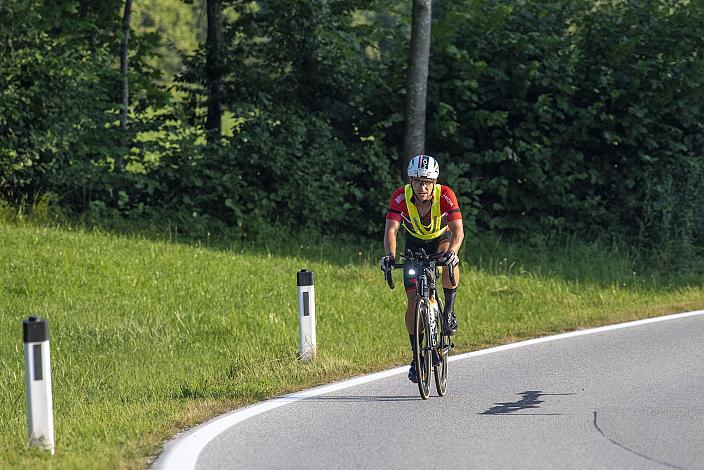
[{"xmin": 0, "ymin": 218, "xmax": 702, "ymax": 469}]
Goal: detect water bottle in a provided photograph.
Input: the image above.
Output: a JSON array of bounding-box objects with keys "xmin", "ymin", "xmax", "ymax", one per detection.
[{"xmin": 429, "ymin": 297, "xmax": 439, "ymax": 347}]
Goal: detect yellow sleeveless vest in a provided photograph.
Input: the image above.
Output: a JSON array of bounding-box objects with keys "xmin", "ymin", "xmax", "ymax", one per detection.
[{"xmin": 404, "ymin": 184, "xmax": 447, "ymax": 240}]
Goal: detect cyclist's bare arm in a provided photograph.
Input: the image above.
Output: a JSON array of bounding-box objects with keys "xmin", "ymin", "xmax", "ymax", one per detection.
[
  {"xmin": 383, "ymin": 219, "xmax": 400, "ymax": 256},
  {"xmin": 439, "ymin": 219, "xmax": 463, "ymax": 289},
  {"xmin": 447, "ymin": 219, "xmax": 464, "ymax": 254}
]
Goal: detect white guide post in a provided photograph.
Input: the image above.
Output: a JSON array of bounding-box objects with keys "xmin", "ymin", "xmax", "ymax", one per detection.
[
  {"xmin": 23, "ymin": 316, "xmax": 55, "ymax": 455},
  {"xmin": 296, "ymin": 269, "xmax": 316, "ymax": 362}
]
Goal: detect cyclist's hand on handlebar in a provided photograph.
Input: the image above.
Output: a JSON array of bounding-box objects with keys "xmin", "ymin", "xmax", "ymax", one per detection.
[
  {"xmin": 380, "ymin": 253, "xmax": 396, "ymax": 272},
  {"xmin": 441, "ymin": 250, "xmax": 459, "ymax": 267}
]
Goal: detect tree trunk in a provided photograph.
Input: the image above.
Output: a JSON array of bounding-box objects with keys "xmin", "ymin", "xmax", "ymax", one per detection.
[
  {"xmin": 118, "ymin": 0, "xmax": 133, "ymax": 173},
  {"xmin": 402, "ymin": 0, "xmax": 432, "ymax": 177},
  {"xmin": 206, "ymin": 0, "xmax": 223, "ymax": 145}
]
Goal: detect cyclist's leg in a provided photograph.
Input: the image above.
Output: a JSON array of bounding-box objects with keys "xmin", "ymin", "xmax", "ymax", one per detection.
[
  {"xmin": 437, "ymin": 237, "xmax": 460, "ymax": 334},
  {"xmin": 403, "ymin": 260, "xmax": 419, "ymax": 334},
  {"xmin": 403, "ymin": 258, "xmax": 421, "ymax": 382},
  {"xmin": 404, "ymin": 288, "xmax": 419, "ymax": 382},
  {"xmin": 403, "ymin": 234, "xmax": 424, "ymax": 335},
  {"xmin": 405, "ymin": 288, "xmax": 416, "ymax": 334}
]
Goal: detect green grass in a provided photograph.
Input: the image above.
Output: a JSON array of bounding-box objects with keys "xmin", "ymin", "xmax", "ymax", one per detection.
[{"xmin": 0, "ymin": 218, "xmax": 702, "ymax": 469}]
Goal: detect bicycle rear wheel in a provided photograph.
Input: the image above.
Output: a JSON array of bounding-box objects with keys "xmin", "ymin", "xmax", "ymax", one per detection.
[
  {"xmin": 434, "ymin": 299, "xmax": 448, "ymax": 396},
  {"xmin": 413, "ymin": 297, "xmax": 432, "ymax": 400}
]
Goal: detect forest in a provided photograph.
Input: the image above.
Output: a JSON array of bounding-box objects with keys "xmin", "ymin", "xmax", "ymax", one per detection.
[{"xmin": 1, "ymin": 0, "xmax": 703, "ymax": 268}]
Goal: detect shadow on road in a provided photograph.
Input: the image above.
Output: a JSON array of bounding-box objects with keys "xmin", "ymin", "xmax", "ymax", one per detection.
[{"xmin": 480, "ymin": 390, "xmax": 576, "ymax": 415}]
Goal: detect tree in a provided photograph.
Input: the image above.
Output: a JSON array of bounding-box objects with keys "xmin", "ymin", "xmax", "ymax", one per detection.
[
  {"xmin": 402, "ymin": 0, "xmax": 432, "ymax": 175},
  {"xmin": 205, "ymin": 0, "xmax": 223, "ymax": 144},
  {"xmin": 118, "ymin": 0, "xmax": 133, "ymax": 173}
]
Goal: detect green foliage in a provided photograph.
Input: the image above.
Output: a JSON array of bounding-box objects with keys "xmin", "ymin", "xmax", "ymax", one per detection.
[
  {"xmin": 151, "ymin": 110, "xmax": 396, "ymax": 237},
  {"xmin": 167, "ymin": 0, "xmax": 402, "ymax": 237},
  {"xmin": 0, "ymin": 0, "xmax": 171, "ymax": 211},
  {"xmin": 427, "ymin": 0, "xmax": 704, "ymax": 259},
  {"xmin": 0, "ymin": 0, "xmax": 110, "ymax": 199},
  {"xmin": 1, "ymin": 0, "xmax": 702, "ymax": 264},
  {"xmin": 131, "ymin": 0, "xmax": 204, "ymax": 82}
]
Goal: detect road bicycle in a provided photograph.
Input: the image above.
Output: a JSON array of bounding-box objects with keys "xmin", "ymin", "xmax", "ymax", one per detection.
[{"xmin": 385, "ymin": 249, "xmax": 455, "ymax": 400}]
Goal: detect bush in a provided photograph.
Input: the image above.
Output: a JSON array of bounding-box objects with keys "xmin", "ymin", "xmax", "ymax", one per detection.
[
  {"xmin": 2, "ymin": 0, "xmax": 702, "ymax": 264},
  {"xmin": 151, "ymin": 110, "xmax": 398, "ymax": 238},
  {"xmin": 426, "ymin": 0, "xmax": 704, "ymax": 255}
]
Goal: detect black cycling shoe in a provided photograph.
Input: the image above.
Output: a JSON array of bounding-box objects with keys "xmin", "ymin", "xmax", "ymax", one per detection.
[
  {"xmin": 408, "ymin": 360, "xmax": 419, "ymax": 383},
  {"xmin": 443, "ymin": 310, "xmax": 458, "ymax": 336}
]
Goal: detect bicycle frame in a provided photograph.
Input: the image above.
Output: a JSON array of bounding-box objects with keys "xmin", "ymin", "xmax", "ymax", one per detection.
[{"xmin": 413, "ymin": 257, "xmax": 439, "ymax": 350}]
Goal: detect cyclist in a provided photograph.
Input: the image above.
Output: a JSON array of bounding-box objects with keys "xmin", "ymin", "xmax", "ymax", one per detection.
[{"xmin": 380, "ymin": 155, "xmax": 464, "ymax": 383}]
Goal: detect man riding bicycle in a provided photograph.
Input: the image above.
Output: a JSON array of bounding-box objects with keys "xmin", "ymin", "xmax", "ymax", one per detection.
[{"xmin": 380, "ymin": 155, "xmax": 464, "ymax": 383}]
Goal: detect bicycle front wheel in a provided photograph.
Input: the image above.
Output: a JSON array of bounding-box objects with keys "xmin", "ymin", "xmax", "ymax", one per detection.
[
  {"xmin": 434, "ymin": 299, "xmax": 448, "ymax": 397},
  {"xmin": 434, "ymin": 334, "xmax": 449, "ymax": 396},
  {"xmin": 413, "ymin": 297, "xmax": 432, "ymax": 400}
]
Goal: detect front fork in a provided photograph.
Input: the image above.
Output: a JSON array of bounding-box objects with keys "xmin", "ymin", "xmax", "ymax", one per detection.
[{"xmin": 418, "ymin": 276, "xmax": 440, "ymax": 358}]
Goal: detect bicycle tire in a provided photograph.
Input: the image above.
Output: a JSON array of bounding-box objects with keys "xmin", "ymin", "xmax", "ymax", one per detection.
[
  {"xmin": 413, "ymin": 297, "xmax": 432, "ymax": 400},
  {"xmin": 434, "ymin": 298, "xmax": 448, "ymax": 396}
]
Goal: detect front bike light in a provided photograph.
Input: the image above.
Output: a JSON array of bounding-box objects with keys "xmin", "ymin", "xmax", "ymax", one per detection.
[{"xmin": 408, "ymin": 269, "xmax": 416, "ymax": 276}]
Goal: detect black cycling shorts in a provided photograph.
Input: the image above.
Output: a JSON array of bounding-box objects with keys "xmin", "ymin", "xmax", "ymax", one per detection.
[{"xmin": 402, "ymin": 231, "xmax": 451, "ymax": 291}]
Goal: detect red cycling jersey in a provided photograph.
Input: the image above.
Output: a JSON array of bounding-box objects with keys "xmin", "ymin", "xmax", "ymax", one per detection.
[{"xmin": 386, "ymin": 184, "xmax": 462, "ymax": 230}]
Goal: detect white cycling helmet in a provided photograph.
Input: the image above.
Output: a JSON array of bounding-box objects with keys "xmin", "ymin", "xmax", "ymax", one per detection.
[{"xmin": 407, "ymin": 154, "xmax": 440, "ymax": 179}]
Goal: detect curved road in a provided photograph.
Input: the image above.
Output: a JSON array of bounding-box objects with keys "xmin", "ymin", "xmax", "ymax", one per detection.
[{"xmin": 156, "ymin": 311, "xmax": 704, "ymax": 470}]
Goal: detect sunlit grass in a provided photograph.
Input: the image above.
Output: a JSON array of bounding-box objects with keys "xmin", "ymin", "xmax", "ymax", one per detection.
[{"xmin": 0, "ymin": 220, "xmax": 702, "ymax": 468}]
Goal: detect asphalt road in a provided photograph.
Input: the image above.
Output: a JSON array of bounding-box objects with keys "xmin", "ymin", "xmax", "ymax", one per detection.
[{"xmin": 193, "ymin": 314, "xmax": 704, "ymax": 470}]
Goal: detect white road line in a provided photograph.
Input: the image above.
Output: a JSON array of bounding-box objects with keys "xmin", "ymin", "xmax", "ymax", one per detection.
[{"xmin": 153, "ymin": 309, "xmax": 704, "ymax": 470}]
